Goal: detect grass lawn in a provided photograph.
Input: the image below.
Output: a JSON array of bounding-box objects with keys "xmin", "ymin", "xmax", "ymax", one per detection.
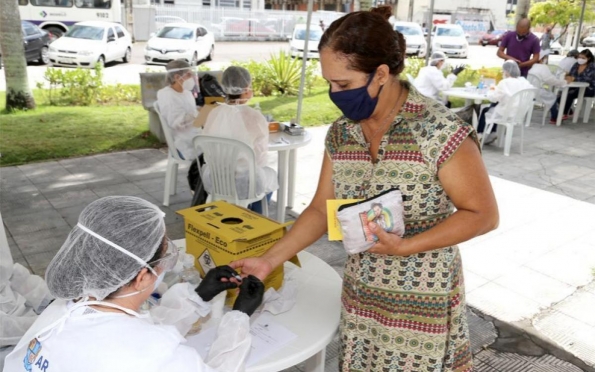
[{"xmin": 0, "ymin": 90, "xmax": 161, "ymax": 167}]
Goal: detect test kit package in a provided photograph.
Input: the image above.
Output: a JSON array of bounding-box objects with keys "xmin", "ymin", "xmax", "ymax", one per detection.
[
  {"xmin": 336, "ymin": 188, "xmax": 405, "ymax": 255},
  {"xmin": 177, "ymin": 201, "xmax": 300, "ymax": 305}
]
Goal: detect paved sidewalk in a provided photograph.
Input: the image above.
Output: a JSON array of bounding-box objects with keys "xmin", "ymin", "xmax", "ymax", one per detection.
[{"xmin": 1, "ymin": 107, "xmax": 595, "ymax": 370}]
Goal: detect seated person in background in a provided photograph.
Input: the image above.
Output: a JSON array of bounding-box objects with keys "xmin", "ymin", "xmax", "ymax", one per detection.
[
  {"xmin": 477, "ymin": 60, "xmax": 534, "ymax": 144},
  {"xmin": 528, "ymin": 50, "xmax": 567, "ymax": 113},
  {"xmin": 550, "ymin": 49, "xmax": 595, "ymax": 123},
  {"xmin": 202, "ymin": 66, "xmax": 278, "ymax": 215},
  {"xmin": 157, "ymin": 59, "xmax": 201, "ymax": 161},
  {"xmin": 558, "ymin": 49, "xmax": 579, "ymax": 74},
  {"xmin": 414, "ymin": 51, "xmax": 465, "ymax": 107},
  {"xmin": 3, "ymin": 196, "xmax": 264, "ymax": 372}
]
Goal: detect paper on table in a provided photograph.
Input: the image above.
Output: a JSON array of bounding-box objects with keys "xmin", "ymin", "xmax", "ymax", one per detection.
[{"xmin": 184, "ymin": 312, "xmax": 298, "ymax": 366}]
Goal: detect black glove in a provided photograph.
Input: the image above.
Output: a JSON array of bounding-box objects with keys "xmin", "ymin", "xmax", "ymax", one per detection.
[
  {"xmin": 195, "ymin": 265, "xmax": 239, "ymax": 302},
  {"xmin": 232, "ymin": 275, "xmax": 265, "ymax": 316},
  {"xmin": 452, "ymin": 64, "xmax": 466, "ymax": 76}
]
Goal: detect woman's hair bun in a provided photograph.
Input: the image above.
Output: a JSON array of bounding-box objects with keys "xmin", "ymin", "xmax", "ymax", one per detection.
[{"xmin": 369, "ymin": 5, "xmax": 392, "ymax": 21}]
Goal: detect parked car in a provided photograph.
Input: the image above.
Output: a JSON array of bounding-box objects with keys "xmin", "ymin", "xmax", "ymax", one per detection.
[
  {"xmin": 394, "ymin": 21, "xmax": 427, "ymax": 58},
  {"xmin": 289, "ymin": 24, "xmax": 322, "ymax": 59},
  {"xmin": 155, "ymin": 16, "xmax": 187, "ymax": 31},
  {"xmin": 432, "ymin": 24, "xmax": 469, "ymax": 58},
  {"xmin": 145, "ymin": 23, "xmax": 215, "ymax": 65},
  {"xmin": 0, "ymin": 21, "xmax": 53, "ymax": 68},
  {"xmin": 582, "ymin": 32, "xmax": 595, "ymax": 47},
  {"xmin": 480, "ymin": 29, "xmax": 507, "ymax": 46},
  {"xmin": 47, "ymin": 21, "xmax": 132, "ymax": 68}
]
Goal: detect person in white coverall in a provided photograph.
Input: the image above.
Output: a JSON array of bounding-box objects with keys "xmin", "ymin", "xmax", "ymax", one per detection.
[
  {"xmin": 157, "ymin": 59, "xmax": 202, "ymax": 160},
  {"xmin": 413, "ymin": 51, "xmax": 466, "ymax": 107},
  {"xmin": 3, "ymin": 196, "xmax": 264, "ymax": 372}
]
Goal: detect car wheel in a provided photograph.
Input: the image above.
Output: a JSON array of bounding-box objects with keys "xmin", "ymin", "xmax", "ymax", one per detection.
[
  {"xmin": 96, "ymin": 55, "xmax": 105, "ymax": 68},
  {"xmin": 207, "ymin": 45, "xmax": 214, "ymax": 61},
  {"xmin": 123, "ymin": 47, "xmax": 132, "ymax": 63},
  {"xmin": 39, "ymin": 46, "xmax": 50, "ymax": 65},
  {"xmin": 191, "ymin": 52, "xmax": 198, "ymax": 66},
  {"xmin": 46, "ymin": 26, "xmax": 64, "ymax": 38}
]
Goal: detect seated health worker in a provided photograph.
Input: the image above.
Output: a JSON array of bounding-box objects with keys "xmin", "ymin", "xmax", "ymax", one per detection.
[
  {"xmin": 3, "ymin": 196, "xmax": 264, "ymax": 372},
  {"xmin": 477, "ymin": 60, "xmax": 533, "ymax": 144},
  {"xmin": 202, "ymin": 66, "xmax": 279, "ymax": 214},
  {"xmin": 414, "ymin": 51, "xmax": 465, "ymax": 107},
  {"xmin": 157, "ymin": 59, "xmax": 202, "ymax": 160}
]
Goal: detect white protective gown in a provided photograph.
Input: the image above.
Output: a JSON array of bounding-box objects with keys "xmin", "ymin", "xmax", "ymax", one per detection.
[
  {"xmin": 3, "ymin": 294, "xmax": 251, "ymax": 372},
  {"xmin": 528, "ymin": 63, "xmax": 567, "ymax": 109},
  {"xmin": 484, "ymin": 76, "xmax": 535, "ymax": 123},
  {"xmin": 413, "ymin": 66, "xmax": 457, "ymax": 102},
  {"xmin": 558, "ymin": 57, "xmax": 577, "ymax": 74},
  {"xmin": 157, "ymin": 86, "xmax": 202, "ymax": 160},
  {"xmin": 201, "ymin": 103, "xmax": 278, "ymax": 198}
]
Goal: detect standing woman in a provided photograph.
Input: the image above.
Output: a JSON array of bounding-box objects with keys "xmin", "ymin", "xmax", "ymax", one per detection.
[{"xmin": 231, "ymin": 9, "xmax": 498, "ymax": 372}]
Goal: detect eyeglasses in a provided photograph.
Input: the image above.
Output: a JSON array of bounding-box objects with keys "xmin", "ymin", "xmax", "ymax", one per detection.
[{"xmin": 148, "ymin": 238, "xmax": 179, "ymax": 272}]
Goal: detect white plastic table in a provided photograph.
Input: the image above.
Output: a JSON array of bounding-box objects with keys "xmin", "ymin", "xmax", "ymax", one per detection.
[
  {"xmin": 175, "ymin": 239, "xmax": 342, "ymax": 372},
  {"xmin": 442, "ymin": 87, "xmax": 491, "ymax": 130},
  {"xmin": 555, "ymin": 81, "xmax": 589, "ymax": 126},
  {"xmin": 268, "ymin": 130, "xmax": 312, "ymax": 223}
]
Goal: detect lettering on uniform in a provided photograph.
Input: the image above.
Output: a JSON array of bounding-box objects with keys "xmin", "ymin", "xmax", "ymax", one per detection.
[{"xmin": 35, "ymin": 356, "xmax": 50, "ymax": 372}]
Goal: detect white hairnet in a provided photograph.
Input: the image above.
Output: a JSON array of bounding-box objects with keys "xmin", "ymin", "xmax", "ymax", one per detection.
[
  {"xmin": 221, "ymin": 66, "xmax": 252, "ymax": 95},
  {"xmin": 502, "ymin": 60, "xmax": 521, "ymax": 78},
  {"xmin": 430, "ymin": 51, "xmax": 447, "ymax": 66},
  {"xmin": 45, "ymin": 196, "xmax": 166, "ymax": 301}
]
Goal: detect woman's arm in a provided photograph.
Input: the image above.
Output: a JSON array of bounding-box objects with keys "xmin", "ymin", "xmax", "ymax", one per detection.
[
  {"xmin": 230, "ymin": 153, "xmax": 335, "ymax": 279},
  {"xmin": 369, "ymin": 137, "xmax": 499, "ymax": 255}
]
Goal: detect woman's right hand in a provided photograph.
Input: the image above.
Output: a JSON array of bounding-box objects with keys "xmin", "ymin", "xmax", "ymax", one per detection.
[{"xmin": 229, "ymin": 257, "xmax": 274, "ymax": 281}]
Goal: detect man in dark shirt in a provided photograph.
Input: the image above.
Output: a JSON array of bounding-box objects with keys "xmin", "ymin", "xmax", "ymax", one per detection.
[{"xmin": 497, "ymin": 18, "xmax": 541, "ymax": 77}]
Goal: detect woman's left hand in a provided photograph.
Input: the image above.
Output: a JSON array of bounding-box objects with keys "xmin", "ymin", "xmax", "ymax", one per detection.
[{"xmin": 367, "ymin": 222, "xmax": 410, "ymax": 256}]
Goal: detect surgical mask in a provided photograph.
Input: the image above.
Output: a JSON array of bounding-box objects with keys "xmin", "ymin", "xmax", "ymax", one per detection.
[
  {"xmin": 328, "ymin": 72, "xmax": 382, "ymax": 121},
  {"xmin": 516, "ymin": 33, "xmax": 527, "ymax": 41},
  {"xmin": 439, "ymin": 62, "xmax": 447, "ymax": 71},
  {"xmin": 182, "ymin": 78, "xmax": 195, "ymax": 91},
  {"xmin": 577, "ymin": 58, "xmax": 588, "ymax": 65}
]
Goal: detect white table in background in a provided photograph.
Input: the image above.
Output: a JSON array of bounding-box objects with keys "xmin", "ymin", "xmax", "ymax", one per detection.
[
  {"xmin": 175, "ymin": 239, "xmax": 342, "ymax": 372},
  {"xmin": 268, "ymin": 130, "xmax": 312, "ymax": 223},
  {"xmin": 555, "ymin": 81, "xmax": 589, "ymax": 126},
  {"xmin": 441, "ymin": 87, "xmax": 491, "ymax": 130}
]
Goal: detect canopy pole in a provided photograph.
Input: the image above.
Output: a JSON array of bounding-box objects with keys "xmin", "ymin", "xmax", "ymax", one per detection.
[
  {"xmin": 424, "ymin": 0, "xmax": 435, "ymax": 65},
  {"xmin": 574, "ymin": 0, "xmax": 587, "ymax": 49},
  {"xmin": 296, "ymin": 0, "xmax": 314, "ymax": 125}
]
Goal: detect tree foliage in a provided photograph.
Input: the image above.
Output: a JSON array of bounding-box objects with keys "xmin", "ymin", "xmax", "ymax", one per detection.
[{"xmin": 529, "ymin": 0, "xmax": 595, "ymax": 28}]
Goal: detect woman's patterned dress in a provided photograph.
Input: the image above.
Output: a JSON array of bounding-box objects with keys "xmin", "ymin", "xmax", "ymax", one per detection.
[{"xmin": 325, "ymin": 84, "xmax": 478, "ymax": 372}]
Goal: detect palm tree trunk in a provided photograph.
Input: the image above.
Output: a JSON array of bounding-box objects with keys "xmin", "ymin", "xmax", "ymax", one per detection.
[
  {"xmin": 0, "ymin": 0, "xmax": 36, "ymax": 111},
  {"xmin": 515, "ymin": 0, "xmax": 531, "ymax": 24}
]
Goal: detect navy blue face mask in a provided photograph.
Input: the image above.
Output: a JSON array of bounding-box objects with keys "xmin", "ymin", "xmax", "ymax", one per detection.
[{"xmin": 329, "ymin": 72, "xmax": 383, "ymax": 121}]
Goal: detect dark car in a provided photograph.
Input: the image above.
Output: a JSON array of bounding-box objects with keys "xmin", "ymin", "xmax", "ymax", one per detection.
[
  {"xmin": 0, "ymin": 21, "xmax": 53, "ymax": 68},
  {"xmin": 480, "ymin": 29, "xmax": 507, "ymax": 46}
]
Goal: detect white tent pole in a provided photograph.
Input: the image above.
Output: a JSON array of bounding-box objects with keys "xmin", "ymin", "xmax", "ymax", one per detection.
[
  {"xmin": 424, "ymin": 0, "xmax": 435, "ymax": 65},
  {"xmin": 296, "ymin": 0, "xmax": 314, "ymax": 125}
]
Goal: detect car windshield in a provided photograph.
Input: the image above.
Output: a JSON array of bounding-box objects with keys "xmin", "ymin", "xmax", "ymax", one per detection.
[
  {"xmin": 437, "ymin": 27, "xmax": 464, "ymax": 37},
  {"xmin": 294, "ymin": 29, "xmax": 322, "ymax": 41},
  {"xmin": 491, "ymin": 30, "xmax": 505, "ymax": 35},
  {"xmin": 157, "ymin": 27, "xmax": 194, "ymax": 40},
  {"xmin": 395, "ymin": 26, "xmax": 421, "ymax": 36},
  {"xmin": 65, "ymin": 25, "xmax": 104, "ymax": 40}
]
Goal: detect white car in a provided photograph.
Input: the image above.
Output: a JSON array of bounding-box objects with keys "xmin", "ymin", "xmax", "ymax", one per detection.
[
  {"xmin": 432, "ymin": 24, "xmax": 469, "ymax": 58},
  {"xmin": 155, "ymin": 16, "xmax": 187, "ymax": 31},
  {"xmin": 289, "ymin": 24, "xmax": 323, "ymax": 59},
  {"xmin": 583, "ymin": 32, "xmax": 595, "ymax": 47},
  {"xmin": 394, "ymin": 21, "xmax": 427, "ymax": 58},
  {"xmin": 47, "ymin": 21, "xmax": 132, "ymax": 68},
  {"xmin": 145, "ymin": 23, "xmax": 215, "ymax": 65}
]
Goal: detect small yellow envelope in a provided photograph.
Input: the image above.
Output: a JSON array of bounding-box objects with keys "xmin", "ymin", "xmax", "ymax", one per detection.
[{"xmin": 326, "ymin": 199, "xmax": 361, "ymax": 241}]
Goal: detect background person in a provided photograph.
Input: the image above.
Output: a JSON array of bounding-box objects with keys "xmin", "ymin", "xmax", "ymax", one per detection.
[
  {"xmin": 477, "ymin": 61, "xmax": 534, "ymax": 144},
  {"xmin": 414, "ymin": 51, "xmax": 466, "ymax": 107},
  {"xmin": 497, "ymin": 18, "xmax": 540, "ymax": 77},
  {"xmin": 201, "ymin": 66, "xmax": 278, "ymax": 215},
  {"xmin": 558, "ymin": 49, "xmax": 579, "ymax": 74},
  {"xmin": 550, "ymin": 49, "xmax": 595, "ymax": 123},
  {"xmin": 528, "ymin": 50, "xmax": 567, "ymax": 115},
  {"xmin": 157, "ymin": 59, "xmax": 201, "ymax": 161},
  {"xmin": 540, "ymin": 27, "xmax": 553, "ymax": 63},
  {"xmin": 3, "ymin": 196, "xmax": 264, "ymax": 372},
  {"xmin": 231, "ymin": 9, "xmax": 498, "ymax": 372}
]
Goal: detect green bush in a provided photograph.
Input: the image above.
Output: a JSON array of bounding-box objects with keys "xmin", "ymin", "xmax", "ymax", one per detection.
[
  {"xmin": 37, "ymin": 66, "xmax": 141, "ymax": 106},
  {"xmin": 400, "ymin": 57, "xmax": 426, "ymax": 81}
]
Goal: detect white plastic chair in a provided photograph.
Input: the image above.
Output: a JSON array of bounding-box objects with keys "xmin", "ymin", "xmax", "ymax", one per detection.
[
  {"xmin": 581, "ymin": 97, "xmax": 594, "ymax": 123},
  {"xmin": 193, "ymin": 135, "xmax": 268, "ymax": 216},
  {"xmin": 526, "ymin": 73, "xmax": 549, "ymax": 126},
  {"xmin": 481, "ymin": 88, "xmax": 537, "ymax": 156},
  {"xmin": 153, "ymin": 101, "xmax": 193, "ymax": 206}
]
